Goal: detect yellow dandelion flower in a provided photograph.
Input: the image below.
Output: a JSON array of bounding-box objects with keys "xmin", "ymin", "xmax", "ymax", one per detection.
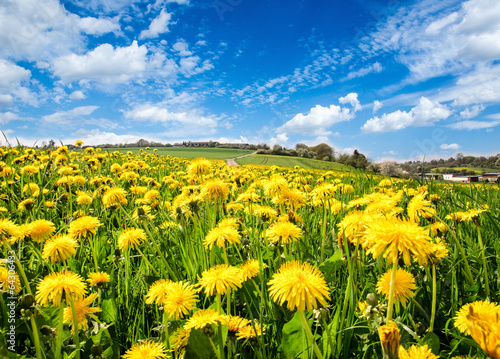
[
  {"xmin": 164, "ymin": 281, "xmax": 198, "ymax": 320},
  {"xmin": 87, "ymin": 272, "xmax": 110, "ymax": 287},
  {"xmin": 407, "ymin": 192, "xmax": 436, "ymax": 223},
  {"xmin": 426, "ymin": 238, "xmax": 449, "ymax": 265},
  {"xmin": 379, "ymin": 321, "xmax": 400, "ymax": 359},
  {"xmin": 145, "ymin": 279, "xmax": 174, "ymax": 306},
  {"xmin": 427, "ymin": 222, "xmax": 448, "ymax": 237},
  {"xmin": 63, "ymin": 293, "xmax": 101, "ymax": 331},
  {"xmin": 377, "ymin": 268, "xmax": 417, "ymax": 306},
  {"xmin": 266, "ymin": 220, "xmax": 302, "ymax": 245},
  {"xmin": 311, "ymin": 183, "xmax": 337, "ymax": 205},
  {"xmin": 337, "ymin": 211, "xmax": 378, "ymax": 246},
  {"xmin": 21, "ymin": 165, "xmax": 39, "ymax": 175},
  {"xmin": 225, "ymin": 315, "xmax": 250, "ymax": 333},
  {"xmin": 76, "ymin": 193, "xmax": 92, "ymax": 205},
  {"xmin": 23, "ymin": 182, "xmax": 40, "ymax": 197},
  {"xmin": 240, "ymin": 259, "xmax": 264, "ymax": 281},
  {"xmin": 399, "ymin": 344, "xmax": 439, "ymax": 359},
  {"xmin": 42, "ymin": 234, "xmax": 78, "ymax": 263},
  {"xmin": 123, "ymin": 341, "xmax": 168, "ymax": 359},
  {"xmin": 18, "ymin": 198, "xmax": 35, "ymax": 211},
  {"xmin": 249, "ymin": 204, "xmax": 277, "ymax": 221},
  {"xmin": 0, "ymin": 219, "xmax": 20, "ymax": 242},
  {"xmin": 363, "ymin": 217, "xmax": 433, "ymax": 265},
  {"xmin": 204, "ymin": 225, "xmax": 241, "ymax": 250},
  {"xmin": 68, "ymin": 216, "xmax": 102, "ymax": 239},
  {"xmin": 45, "ymin": 201, "xmax": 55, "ymax": 208},
  {"xmin": 454, "ymin": 301, "xmax": 500, "ymax": 335},
  {"xmin": 201, "ymin": 179, "xmax": 230, "ymax": 201},
  {"xmin": 102, "ymin": 187, "xmax": 128, "ymax": 207},
  {"xmin": 144, "ymin": 189, "xmax": 160, "ymax": 203},
  {"xmin": 171, "ymin": 328, "xmax": 191, "ymax": 355},
  {"xmin": 268, "ymin": 261, "xmax": 330, "ymax": 312},
  {"xmin": 184, "ymin": 309, "xmax": 227, "ymax": 330},
  {"xmin": 263, "ymin": 175, "xmax": 288, "ymax": 197},
  {"xmin": 187, "ymin": 158, "xmax": 212, "ymax": 176},
  {"xmin": 272, "ymin": 188, "xmax": 306, "ymax": 211},
  {"xmin": 26, "ymin": 219, "xmax": 55, "ymax": 242},
  {"xmin": 236, "ymin": 321, "xmax": 264, "ymax": 341},
  {"xmin": 74, "ymin": 140, "xmax": 84, "ymax": 147},
  {"xmin": 379, "ymin": 179, "xmax": 393, "ymax": 187},
  {"xmin": 118, "ymin": 227, "xmax": 146, "ymax": 250},
  {"xmin": 36, "ymin": 271, "xmax": 87, "ymax": 307},
  {"xmin": 197, "ymin": 264, "xmax": 243, "ymax": 296},
  {"xmin": 0, "ymin": 266, "xmax": 21, "ymax": 294}
]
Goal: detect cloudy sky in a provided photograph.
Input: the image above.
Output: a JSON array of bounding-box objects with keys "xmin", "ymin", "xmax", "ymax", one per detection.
[{"xmin": 1, "ymin": 0, "xmax": 499, "ymax": 161}]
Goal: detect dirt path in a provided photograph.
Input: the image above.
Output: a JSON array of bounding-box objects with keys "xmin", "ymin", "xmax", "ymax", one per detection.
[{"xmin": 225, "ymin": 151, "xmax": 257, "ymax": 167}]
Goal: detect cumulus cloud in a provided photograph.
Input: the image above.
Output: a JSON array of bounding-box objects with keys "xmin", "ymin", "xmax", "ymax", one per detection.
[
  {"xmin": 139, "ymin": 10, "xmax": 173, "ymax": 39},
  {"xmin": 0, "ymin": 60, "xmax": 31, "ymax": 90},
  {"xmin": 440, "ymin": 143, "xmax": 461, "ymax": 150},
  {"xmin": 173, "ymin": 40, "xmax": 193, "ymax": 56},
  {"xmin": 69, "ymin": 91, "xmax": 86, "ymax": 100},
  {"xmin": 78, "ymin": 16, "xmax": 120, "ymax": 35},
  {"xmin": 361, "ymin": 97, "xmax": 452, "ymax": 133},
  {"xmin": 0, "ymin": 112, "xmax": 20, "ymax": 125},
  {"xmin": 448, "ymin": 119, "xmax": 500, "ymax": 130},
  {"xmin": 52, "ymin": 41, "xmax": 148, "ymax": 84},
  {"xmin": 278, "ymin": 103, "xmax": 355, "ymax": 136},
  {"xmin": 459, "ymin": 104, "xmax": 485, "ymax": 119},
  {"xmin": 338, "ymin": 93, "xmax": 362, "ymax": 112}
]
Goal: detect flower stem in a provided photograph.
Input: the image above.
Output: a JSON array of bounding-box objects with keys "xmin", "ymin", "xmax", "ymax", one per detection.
[
  {"xmin": 55, "ymin": 303, "xmax": 65, "ymax": 359},
  {"xmin": 477, "ymin": 227, "xmax": 490, "ymax": 298},
  {"xmin": 386, "ymin": 263, "xmax": 398, "ymax": 323},
  {"xmin": 298, "ymin": 310, "xmax": 323, "ymax": 359},
  {"xmin": 29, "ymin": 314, "xmax": 43, "ymax": 359},
  {"xmin": 69, "ymin": 298, "xmax": 81, "ymax": 359},
  {"xmin": 429, "ymin": 264, "xmax": 437, "ymax": 332},
  {"xmin": 163, "ymin": 311, "xmax": 170, "ymax": 350}
]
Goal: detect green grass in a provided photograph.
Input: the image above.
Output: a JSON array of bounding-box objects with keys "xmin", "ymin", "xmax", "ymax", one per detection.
[
  {"xmin": 235, "ymin": 154, "xmax": 360, "ymax": 171},
  {"xmin": 104, "ymin": 147, "xmax": 254, "ymax": 160},
  {"xmin": 430, "ymin": 166, "xmax": 499, "ymax": 174}
]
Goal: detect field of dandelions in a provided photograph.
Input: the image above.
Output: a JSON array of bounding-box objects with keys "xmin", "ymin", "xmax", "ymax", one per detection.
[{"xmin": 0, "ymin": 144, "xmax": 499, "ymax": 359}]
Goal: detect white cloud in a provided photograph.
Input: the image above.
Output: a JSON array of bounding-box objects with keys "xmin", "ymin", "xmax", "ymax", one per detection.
[
  {"xmin": 167, "ymin": 0, "xmax": 189, "ymax": 4},
  {"xmin": 459, "ymin": 104, "xmax": 485, "ymax": 119},
  {"xmin": 0, "ymin": 94, "xmax": 13, "ymax": 107},
  {"xmin": 440, "ymin": 143, "xmax": 461, "ymax": 150},
  {"xmin": 52, "ymin": 41, "xmax": 148, "ymax": 84},
  {"xmin": 338, "ymin": 93, "xmax": 362, "ymax": 112},
  {"xmin": 0, "ymin": 60, "xmax": 31, "ymax": 90},
  {"xmin": 362, "ymin": 97, "xmax": 452, "ymax": 133},
  {"xmin": 373, "ymin": 100, "xmax": 383, "ymax": 113},
  {"xmin": 123, "ymin": 104, "xmax": 219, "ymax": 137},
  {"xmin": 69, "ymin": 91, "xmax": 86, "ymax": 100},
  {"xmin": 70, "ymin": 128, "xmax": 148, "ymax": 146},
  {"xmin": 448, "ymin": 119, "xmax": 500, "ymax": 130},
  {"xmin": 0, "ymin": 112, "xmax": 20, "ymax": 125},
  {"xmin": 78, "ymin": 16, "xmax": 120, "ymax": 35},
  {"xmin": 42, "ymin": 106, "xmax": 100, "ymax": 125},
  {"xmin": 172, "ymin": 40, "xmax": 192, "ymax": 56},
  {"xmin": 278, "ymin": 103, "xmax": 355, "ymax": 136},
  {"xmin": 344, "ymin": 62, "xmax": 382, "ymax": 80},
  {"xmin": 139, "ymin": 10, "xmax": 173, "ymax": 39}
]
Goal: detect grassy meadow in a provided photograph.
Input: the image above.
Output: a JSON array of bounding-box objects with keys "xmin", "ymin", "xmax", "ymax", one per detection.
[
  {"xmin": 105, "ymin": 147, "xmax": 254, "ymax": 160},
  {"xmin": 0, "ymin": 145, "xmax": 499, "ymax": 358},
  {"xmin": 235, "ymin": 154, "xmax": 358, "ymax": 172}
]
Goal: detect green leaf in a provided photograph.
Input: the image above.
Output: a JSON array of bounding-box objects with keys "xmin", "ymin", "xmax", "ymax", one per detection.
[
  {"xmin": 184, "ymin": 329, "xmax": 216, "ymax": 359},
  {"xmin": 419, "ymin": 332, "xmax": 440, "ymax": 355},
  {"xmin": 318, "ymin": 250, "xmax": 343, "ymax": 283},
  {"xmin": 281, "ymin": 311, "xmax": 311, "ymax": 359},
  {"xmin": 101, "ymin": 298, "xmax": 117, "ymax": 323}
]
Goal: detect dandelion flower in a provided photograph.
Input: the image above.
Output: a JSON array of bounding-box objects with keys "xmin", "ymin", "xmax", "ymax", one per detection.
[
  {"xmin": 378, "ymin": 321, "xmax": 400, "ymax": 359},
  {"xmin": 0, "ymin": 219, "xmax": 20, "ymax": 242},
  {"xmin": 399, "ymin": 344, "xmax": 439, "ymax": 359},
  {"xmin": 36, "ymin": 271, "xmax": 87, "ymax": 307},
  {"xmin": 0, "ymin": 266, "xmax": 21, "ymax": 294},
  {"xmin": 363, "ymin": 217, "xmax": 433, "ymax": 265},
  {"xmin": 201, "ymin": 179, "xmax": 230, "ymax": 201},
  {"xmin": 272, "ymin": 188, "xmax": 306, "ymax": 210},
  {"xmin": 68, "ymin": 216, "xmax": 102, "ymax": 239},
  {"xmin": 266, "ymin": 220, "xmax": 302, "ymax": 245},
  {"xmin": 118, "ymin": 227, "xmax": 146, "ymax": 250},
  {"xmin": 164, "ymin": 281, "xmax": 198, "ymax": 320},
  {"xmin": 264, "ymin": 175, "xmax": 288, "ymax": 197},
  {"xmin": 377, "ymin": 268, "xmax": 417, "ymax": 306},
  {"xmin": 63, "ymin": 293, "xmax": 101, "ymax": 331},
  {"xmin": 23, "ymin": 183, "xmax": 40, "ymax": 197},
  {"xmin": 197, "ymin": 264, "xmax": 243, "ymax": 296},
  {"xmin": 225, "ymin": 315, "xmax": 250, "ymax": 333},
  {"xmin": 26, "ymin": 219, "xmax": 55, "ymax": 242},
  {"xmin": 240, "ymin": 259, "xmax": 264, "ymax": 281},
  {"xmin": 18, "ymin": 198, "xmax": 35, "ymax": 211},
  {"xmin": 187, "ymin": 158, "xmax": 212, "ymax": 176},
  {"xmin": 426, "ymin": 238, "xmax": 449, "ymax": 265},
  {"xmin": 454, "ymin": 301, "xmax": 500, "ymax": 335},
  {"xmin": 123, "ymin": 341, "xmax": 168, "ymax": 359},
  {"xmin": 76, "ymin": 193, "xmax": 92, "ymax": 205},
  {"xmin": 184, "ymin": 309, "xmax": 227, "ymax": 330},
  {"xmin": 171, "ymin": 328, "xmax": 191, "ymax": 355},
  {"xmin": 145, "ymin": 279, "xmax": 174, "ymax": 306},
  {"xmin": 236, "ymin": 321, "xmax": 264, "ymax": 341},
  {"xmin": 42, "ymin": 234, "xmax": 78, "ymax": 263},
  {"xmin": 102, "ymin": 187, "xmax": 128, "ymax": 207},
  {"xmin": 204, "ymin": 225, "xmax": 241, "ymax": 250},
  {"xmin": 268, "ymin": 261, "xmax": 330, "ymax": 312},
  {"xmin": 87, "ymin": 272, "xmax": 110, "ymax": 287},
  {"xmin": 407, "ymin": 192, "xmax": 435, "ymax": 223}
]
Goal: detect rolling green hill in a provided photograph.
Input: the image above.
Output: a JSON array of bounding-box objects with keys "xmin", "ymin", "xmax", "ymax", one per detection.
[
  {"xmin": 235, "ymin": 154, "xmax": 360, "ymax": 171},
  {"xmin": 104, "ymin": 147, "xmax": 253, "ymax": 160}
]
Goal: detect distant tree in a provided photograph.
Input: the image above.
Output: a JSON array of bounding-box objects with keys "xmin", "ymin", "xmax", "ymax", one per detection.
[
  {"xmin": 271, "ymin": 144, "xmax": 283, "ymax": 155},
  {"xmin": 379, "ymin": 161, "xmax": 402, "ymax": 177},
  {"xmin": 295, "ymin": 143, "xmax": 308, "ymax": 151},
  {"xmin": 367, "ymin": 163, "xmax": 381, "ymax": 173},
  {"xmin": 310, "ymin": 143, "xmax": 333, "ymax": 160}
]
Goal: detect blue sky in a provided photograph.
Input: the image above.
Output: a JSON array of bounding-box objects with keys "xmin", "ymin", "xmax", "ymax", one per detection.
[{"xmin": 1, "ymin": 0, "xmax": 500, "ymax": 162}]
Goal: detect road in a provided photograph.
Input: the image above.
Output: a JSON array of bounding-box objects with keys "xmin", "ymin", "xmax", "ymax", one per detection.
[{"xmin": 225, "ymin": 151, "xmax": 257, "ymax": 167}]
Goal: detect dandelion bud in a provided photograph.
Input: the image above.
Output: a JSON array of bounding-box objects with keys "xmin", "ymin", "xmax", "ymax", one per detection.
[
  {"xmin": 366, "ymin": 293, "xmax": 378, "ymax": 307},
  {"xmin": 40, "ymin": 325, "xmax": 55, "ymax": 337},
  {"xmin": 378, "ymin": 321, "xmax": 400, "ymax": 359},
  {"xmin": 201, "ymin": 323, "xmax": 215, "ymax": 337},
  {"xmin": 19, "ymin": 293, "xmax": 36, "ymax": 310}
]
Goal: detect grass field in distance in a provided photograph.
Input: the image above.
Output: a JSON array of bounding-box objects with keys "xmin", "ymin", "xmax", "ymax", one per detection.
[{"xmin": 105, "ymin": 147, "xmax": 254, "ymax": 160}]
